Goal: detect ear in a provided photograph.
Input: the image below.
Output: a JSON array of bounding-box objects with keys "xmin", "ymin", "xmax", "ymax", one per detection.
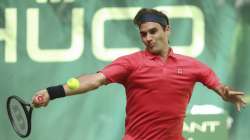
[
  {"xmin": 164, "ymin": 25, "xmax": 171, "ymax": 35},
  {"xmin": 166, "ymin": 25, "xmax": 171, "ymax": 32}
]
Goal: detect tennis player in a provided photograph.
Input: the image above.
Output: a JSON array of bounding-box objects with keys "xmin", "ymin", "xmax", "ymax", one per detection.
[{"xmin": 32, "ymin": 8, "xmax": 246, "ymax": 140}]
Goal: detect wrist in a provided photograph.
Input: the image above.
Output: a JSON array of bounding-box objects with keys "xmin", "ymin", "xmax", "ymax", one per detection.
[
  {"xmin": 46, "ymin": 85, "xmax": 66, "ymax": 100},
  {"xmin": 215, "ymin": 85, "xmax": 227, "ymax": 101}
]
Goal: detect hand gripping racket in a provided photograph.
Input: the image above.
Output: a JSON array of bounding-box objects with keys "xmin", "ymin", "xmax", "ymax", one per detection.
[{"xmin": 6, "ymin": 95, "xmax": 43, "ymax": 138}]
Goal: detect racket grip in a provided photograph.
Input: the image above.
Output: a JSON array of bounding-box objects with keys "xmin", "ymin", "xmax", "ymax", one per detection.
[
  {"xmin": 36, "ymin": 95, "xmax": 44, "ymax": 103},
  {"xmin": 31, "ymin": 95, "xmax": 44, "ymax": 108},
  {"xmin": 31, "ymin": 104, "xmax": 35, "ymax": 108}
]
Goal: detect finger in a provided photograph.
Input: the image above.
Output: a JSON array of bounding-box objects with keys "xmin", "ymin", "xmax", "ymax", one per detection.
[
  {"xmin": 243, "ymin": 95, "xmax": 250, "ymax": 104},
  {"xmin": 32, "ymin": 96, "xmax": 37, "ymax": 103},
  {"xmin": 225, "ymin": 86, "xmax": 231, "ymax": 92},
  {"xmin": 236, "ymin": 103, "xmax": 241, "ymax": 112},
  {"xmin": 226, "ymin": 94, "xmax": 242, "ymax": 103},
  {"xmin": 241, "ymin": 98, "xmax": 247, "ymax": 105},
  {"xmin": 241, "ymin": 102, "xmax": 247, "ymax": 108},
  {"xmin": 40, "ymin": 100, "xmax": 48, "ymax": 106},
  {"xmin": 233, "ymin": 97, "xmax": 246, "ymax": 107},
  {"xmin": 32, "ymin": 102, "xmax": 41, "ymax": 108},
  {"xmin": 224, "ymin": 86, "xmax": 230, "ymax": 94},
  {"xmin": 235, "ymin": 95, "xmax": 248, "ymax": 105},
  {"xmin": 229, "ymin": 91, "xmax": 245, "ymax": 95},
  {"xmin": 44, "ymin": 102, "xmax": 48, "ymax": 107}
]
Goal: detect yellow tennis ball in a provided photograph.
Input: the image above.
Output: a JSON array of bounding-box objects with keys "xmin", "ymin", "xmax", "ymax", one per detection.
[{"xmin": 67, "ymin": 78, "xmax": 80, "ymax": 90}]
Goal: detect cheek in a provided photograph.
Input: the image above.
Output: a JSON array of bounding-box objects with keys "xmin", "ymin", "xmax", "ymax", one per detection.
[
  {"xmin": 158, "ymin": 34, "xmax": 167, "ymax": 43},
  {"xmin": 141, "ymin": 38, "xmax": 147, "ymax": 44},
  {"xmin": 154, "ymin": 35, "xmax": 164, "ymax": 44}
]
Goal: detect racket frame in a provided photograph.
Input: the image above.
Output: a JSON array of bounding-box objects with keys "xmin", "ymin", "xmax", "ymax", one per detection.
[{"xmin": 7, "ymin": 95, "xmax": 33, "ymax": 138}]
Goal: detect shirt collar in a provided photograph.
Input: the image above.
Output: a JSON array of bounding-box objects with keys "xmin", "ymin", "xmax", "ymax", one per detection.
[{"xmin": 144, "ymin": 48, "xmax": 175, "ymax": 60}]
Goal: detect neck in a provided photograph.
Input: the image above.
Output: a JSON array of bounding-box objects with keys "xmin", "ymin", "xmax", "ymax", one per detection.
[{"xmin": 159, "ymin": 45, "xmax": 169, "ymax": 60}]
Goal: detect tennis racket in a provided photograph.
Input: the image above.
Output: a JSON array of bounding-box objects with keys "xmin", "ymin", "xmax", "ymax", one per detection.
[{"xmin": 6, "ymin": 95, "xmax": 43, "ymax": 138}]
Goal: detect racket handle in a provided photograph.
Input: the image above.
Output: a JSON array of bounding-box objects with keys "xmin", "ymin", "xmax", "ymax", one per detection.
[
  {"xmin": 31, "ymin": 95, "xmax": 44, "ymax": 108},
  {"xmin": 31, "ymin": 104, "xmax": 35, "ymax": 108},
  {"xmin": 36, "ymin": 95, "xmax": 44, "ymax": 103}
]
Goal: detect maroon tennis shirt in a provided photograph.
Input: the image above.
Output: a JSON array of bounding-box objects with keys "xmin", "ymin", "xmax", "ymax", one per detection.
[{"xmin": 100, "ymin": 48, "xmax": 220, "ymax": 140}]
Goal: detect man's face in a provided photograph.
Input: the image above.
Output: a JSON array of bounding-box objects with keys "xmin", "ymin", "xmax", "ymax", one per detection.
[{"xmin": 139, "ymin": 22, "xmax": 170, "ymax": 54}]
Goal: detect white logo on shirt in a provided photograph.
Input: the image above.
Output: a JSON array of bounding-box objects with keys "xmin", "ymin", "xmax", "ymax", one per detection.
[{"xmin": 177, "ymin": 68, "xmax": 183, "ymax": 75}]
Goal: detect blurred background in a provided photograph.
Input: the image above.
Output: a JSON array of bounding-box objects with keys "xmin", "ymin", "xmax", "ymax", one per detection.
[{"xmin": 1, "ymin": 0, "xmax": 250, "ymax": 140}]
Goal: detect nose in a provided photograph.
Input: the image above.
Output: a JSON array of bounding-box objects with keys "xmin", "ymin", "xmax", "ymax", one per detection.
[{"xmin": 145, "ymin": 34, "xmax": 152, "ymax": 42}]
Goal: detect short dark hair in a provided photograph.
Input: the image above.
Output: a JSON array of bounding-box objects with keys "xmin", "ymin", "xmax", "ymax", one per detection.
[{"xmin": 133, "ymin": 8, "xmax": 169, "ymax": 28}]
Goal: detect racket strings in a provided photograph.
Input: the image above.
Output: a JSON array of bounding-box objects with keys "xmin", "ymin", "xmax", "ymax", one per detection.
[{"xmin": 11, "ymin": 103, "xmax": 26, "ymax": 130}]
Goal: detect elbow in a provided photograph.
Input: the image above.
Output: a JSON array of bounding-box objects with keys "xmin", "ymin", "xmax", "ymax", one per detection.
[
  {"xmin": 89, "ymin": 81, "xmax": 102, "ymax": 90},
  {"xmin": 86, "ymin": 73, "xmax": 107, "ymax": 90}
]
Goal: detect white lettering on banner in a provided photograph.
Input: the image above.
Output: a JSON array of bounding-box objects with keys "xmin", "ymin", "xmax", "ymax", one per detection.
[
  {"xmin": 49, "ymin": 0, "xmax": 61, "ymax": 3},
  {"xmin": 156, "ymin": 6, "xmax": 205, "ymax": 57},
  {"xmin": 36, "ymin": 0, "xmax": 48, "ymax": 3},
  {"xmin": 27, "ymin": 8, "xmax": 84, "ymax": 62},
  {"xmin": 0, "ymin": 8, "xmax": 17, "ymax": 63},
  {"xmin": 183, "ymin": 121, "xmax": 221, "ymax": 133},
  {"xmin": 0, "ymin": 6, "xmax": 205, "ymax": 63},
  {"xmin": 92, "ymin": 7, "xmax": 141, "ymax": 61},
  {"xmin": 36, "ymin": 0, "xmax": 74, "ymax": 3},
  {"xmin": 204, "ymin": 121, "xmax": 220, "ymax": 132}
]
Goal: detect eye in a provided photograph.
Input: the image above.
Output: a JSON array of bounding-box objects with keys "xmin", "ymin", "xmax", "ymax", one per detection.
[
  {"xmin": 140, "ymin": 32, "xmax": 147, "ymax": 37},
  {"xmin": 149, "ymin": 28, "xmax": 157, "ymax": 35}
]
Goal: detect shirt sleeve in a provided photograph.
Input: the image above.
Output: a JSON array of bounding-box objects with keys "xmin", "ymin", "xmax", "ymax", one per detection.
[
  {"xmin": 99, "ymin": 56, "xmax": 133, "ymax": 84},
  {"xmin": 196, "ymin": 61, "xmax": 221, "ymax": 89}
]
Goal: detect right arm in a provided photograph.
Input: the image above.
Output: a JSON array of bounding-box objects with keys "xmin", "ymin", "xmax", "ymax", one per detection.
[
  {"xmin": 32, "ymin": 72, "xmax": 108, "ymax": 107},
  {"xmin": 33, "ymin": 54, "xmax": 134, "ymax": 107}
]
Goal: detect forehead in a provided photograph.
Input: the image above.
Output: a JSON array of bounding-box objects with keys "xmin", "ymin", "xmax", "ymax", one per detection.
[{"xmin": 139, "ymin": 22, "xmax": 162, "ymax": 32}]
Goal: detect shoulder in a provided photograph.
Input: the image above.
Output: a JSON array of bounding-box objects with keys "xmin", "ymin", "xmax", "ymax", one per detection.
[
  {"xmin": 111, "ymin": 51, "xmax": 144, "ymax": 67},
  {"xmin": 173, "ymin": 52, "xmax": 210, "ymax": 70},
  {"xmin": 119, "ymin": 51, "xmax": 144, "ymax": 59},
  {"xmin": 114, "ymin": 51, "xmax": 145, "ymax": 62},
  {"xmin": 174, "ymin": 53, "xmax": 200, "ymax": 64}
]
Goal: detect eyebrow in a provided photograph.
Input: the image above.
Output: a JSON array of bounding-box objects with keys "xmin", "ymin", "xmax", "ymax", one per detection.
[{"xmin": 140, "ymin": 27, "xmax": 158, "ymax": 34}]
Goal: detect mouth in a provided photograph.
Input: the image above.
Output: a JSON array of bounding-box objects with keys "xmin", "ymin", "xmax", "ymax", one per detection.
[{"xmin": 148, "ymin": 43, "xmax": 154, "ymax": 48}]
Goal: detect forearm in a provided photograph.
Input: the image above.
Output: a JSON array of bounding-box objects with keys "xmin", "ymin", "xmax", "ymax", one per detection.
[
  {"xmin": 63, "ymin": 73, "xmax": 106, "ymax": 96},
  {"xmin": 46, "ymin": 73, "xmax": 107, "ymax": 100},
  {"xmin": 32, "ymin": 73, "xmax": 108, "ymax": 107}
]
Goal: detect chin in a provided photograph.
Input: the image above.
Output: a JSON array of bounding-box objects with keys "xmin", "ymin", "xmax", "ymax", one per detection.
[{"xmin": 148, "ymin": 48, "xmax": 161, "ymax": 55}]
